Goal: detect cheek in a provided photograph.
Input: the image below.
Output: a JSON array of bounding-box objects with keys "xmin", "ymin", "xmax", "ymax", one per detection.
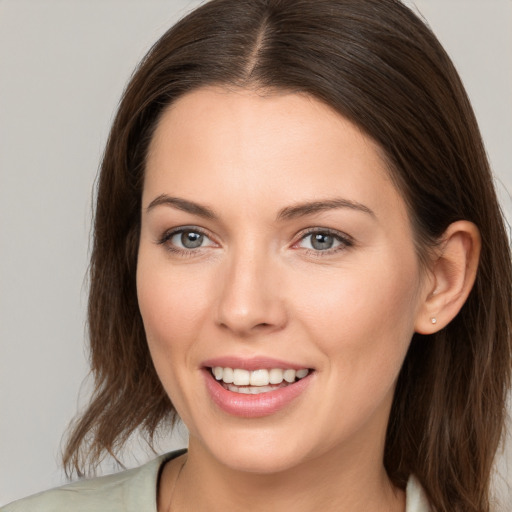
[
  {"xmin": 136, "ymin": 253, "xmax": 215, "ymax": 424},
  {"xmin": 289, "ymin": 257, "xmax": 420, "ymax": 437},
  {"xmin": 136, "ymin": 254, "xmax": 213, "ymax": 360},
  {"xmin": 291, "ymin": 254, "xmax": 420, "ymax": 366}
]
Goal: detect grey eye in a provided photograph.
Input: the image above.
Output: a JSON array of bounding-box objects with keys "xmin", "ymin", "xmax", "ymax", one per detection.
[
  {"xmin": 310, "ymin": 233, "xmax": 335, "ymax": 250},
  {"xmin": 170, "ymin": 229, "xmax": 210, "ymax": 249},
  {"xmin": 298, "ymin": 231, "xmax": 348, "ymax": 252},
  {"xmin": 181, "ymin": 230, "xmax": 204, "ymax": 248}
]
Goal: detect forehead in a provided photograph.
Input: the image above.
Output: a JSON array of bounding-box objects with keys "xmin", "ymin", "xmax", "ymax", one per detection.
[
  {"xmin": 143, "ymin": 86, "xmax": 407, "ymax": 226},
  {"xmin": 147, "ymin": 86, "xmax": 380, "ymax": 163}
]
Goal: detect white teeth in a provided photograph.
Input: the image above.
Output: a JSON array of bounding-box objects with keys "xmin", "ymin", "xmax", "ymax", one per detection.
[
  {"xmin": 250, "ymin": 369, "xmax": 269, "ymax": 386},
  {"xmin": 283, "ymin": 369, "xmax": 296, "ymax": 383},
  {"xmin": 224, "ymin": 383, "xmax": 286, "ymax": 394},
  {"xmin": 211, "ymin": 366, "xmax": 310, "ymax": 389},
  {"xmin": 269, "ymin": 368, "xmax": 284, "ymax": 384},
  {"xmin": 233, "ymin": 369, "xmax": 250, "ymax": 386},
  {"xmin": 222, "ymin": 367, "xmax": 234, "ymax": 384},
  {"xmin": 296, "ymin": 368, "xmax": 309, "ymax": 379}
]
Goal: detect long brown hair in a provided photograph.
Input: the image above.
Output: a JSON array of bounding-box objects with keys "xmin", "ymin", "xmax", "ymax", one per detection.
[{"xmin": 63, "ymin": 1, "xmax": 512, "ymax": 510}]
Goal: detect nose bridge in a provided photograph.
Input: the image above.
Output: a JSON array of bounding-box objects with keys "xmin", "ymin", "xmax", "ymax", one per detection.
[{"xmin": 215, "ymin": 238, "xmax": 286, "ymax": 336}]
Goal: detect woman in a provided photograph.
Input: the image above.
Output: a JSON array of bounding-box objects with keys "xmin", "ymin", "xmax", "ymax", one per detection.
[{"xmin": 3, "ymin": 0, "xmax": 510, "ymax": 511}]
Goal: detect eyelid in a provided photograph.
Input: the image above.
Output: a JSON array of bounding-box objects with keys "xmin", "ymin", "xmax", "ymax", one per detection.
[
  {"xmin": 157, "ymin": 225, "xmax": 218, "ymax": 253},
  {"xmin": 292, "ymin": 227, "xmax": 354, "ymax": 253},
  {"xmin": 156, "ymin": 225, "xmax": 353, "ymax": 256}
]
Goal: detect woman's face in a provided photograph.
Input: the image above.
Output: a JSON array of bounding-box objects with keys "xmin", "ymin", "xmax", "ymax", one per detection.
[{"xmin": 137, "ymin": 87, "xmax": 430, "ymax": 473}]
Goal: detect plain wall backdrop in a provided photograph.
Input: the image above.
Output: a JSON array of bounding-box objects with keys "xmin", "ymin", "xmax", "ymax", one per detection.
[{"xmin": 1, "ymin": 0, "xmax": 511, "ymax": 507}]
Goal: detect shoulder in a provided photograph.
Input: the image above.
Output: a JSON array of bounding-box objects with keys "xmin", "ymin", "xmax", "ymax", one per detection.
[
  {"xmin": 1, "ymin": 450, "xmax": 185, "ymax": 512},
  {"xmin": 0, "ymin": 469, "xmax": 142, "ymax": 512}
]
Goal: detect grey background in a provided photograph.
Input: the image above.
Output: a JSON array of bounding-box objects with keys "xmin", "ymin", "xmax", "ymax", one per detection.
[{"xmin": 1, "ymin": 0, "xmax": 511, "ymax": 507}]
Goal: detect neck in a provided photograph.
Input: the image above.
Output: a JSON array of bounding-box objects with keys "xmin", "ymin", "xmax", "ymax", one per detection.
[{"xmin": 166, "ymin": 438, "xmax": 405, "ymax": 512}]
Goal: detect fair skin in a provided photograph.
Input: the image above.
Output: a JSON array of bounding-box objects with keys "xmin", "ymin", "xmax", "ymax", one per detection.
[{"xmin": 136, "ymin": 87, "xmax": 480, "ymax": 512}]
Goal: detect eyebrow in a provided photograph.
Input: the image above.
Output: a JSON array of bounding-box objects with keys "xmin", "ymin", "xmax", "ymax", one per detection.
[
  {"xmin": 145, "ymin": 194, "xmax": 375, "ymax": 220},
  {"xmin": 146, "ymin": 194, "xmax": 216, "ymax": 219},
  {"xmin": 277, "ymin": 198, "xmax": 375, "ymax": 220}
]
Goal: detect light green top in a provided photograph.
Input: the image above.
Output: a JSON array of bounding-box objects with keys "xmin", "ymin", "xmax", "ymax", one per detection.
[{"xmin": 2, "ymin": 450, "xmax": 431, "ymax": 511}]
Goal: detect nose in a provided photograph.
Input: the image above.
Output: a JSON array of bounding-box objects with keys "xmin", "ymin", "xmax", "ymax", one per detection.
[{"xmin": 214, "ymin": 246, "xmax": 288, "ymax": 337}]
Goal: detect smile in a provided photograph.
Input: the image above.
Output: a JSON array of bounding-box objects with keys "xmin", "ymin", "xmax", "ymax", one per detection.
[
  {"xmin": 203, "ymin": 363, "xmax": 314, "ymax": 418},
  {"xmin": 211, "ymin": 367, "xmax": 310, "ymax": 394}
]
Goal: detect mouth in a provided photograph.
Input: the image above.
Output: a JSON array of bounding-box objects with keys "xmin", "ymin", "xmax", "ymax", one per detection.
[
  {"xmin": 208, "ymin": 366, "xmax": 312, "ymax": 395},
  {"xmin": 202, "ymin": 357, "xmax": 315, "ymax": 417}
]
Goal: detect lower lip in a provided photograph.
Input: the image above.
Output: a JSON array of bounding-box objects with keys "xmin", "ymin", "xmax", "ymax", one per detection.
[{"xmin": 203, "ymin": 369, "xmax": 313, "ymax": 418}]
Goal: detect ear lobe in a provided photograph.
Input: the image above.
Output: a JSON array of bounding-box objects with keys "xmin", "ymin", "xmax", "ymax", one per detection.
[{"xmin": 415, "ymin": 221, "xmax": 481, "ymax": 334}]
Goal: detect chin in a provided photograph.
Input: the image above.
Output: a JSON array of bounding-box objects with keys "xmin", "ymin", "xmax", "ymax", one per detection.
[
  {"xmin": 192, "ymin": 423, "xmax": 316, "ymax": 474},
  {"xmin": 215, "ymin": 445, "xmax": 304, "ymax": 474}
]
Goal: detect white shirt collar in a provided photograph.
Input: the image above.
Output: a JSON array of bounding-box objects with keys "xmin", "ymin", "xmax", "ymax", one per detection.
[{"xmin": 406, "ymin": 475, "xmax": 431, "ymax": 512}]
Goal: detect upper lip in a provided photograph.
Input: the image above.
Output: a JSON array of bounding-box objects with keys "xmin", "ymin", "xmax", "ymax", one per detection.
[{"xmin": 201, "ymin": 356, "xmax": 312, "ymax": 371}]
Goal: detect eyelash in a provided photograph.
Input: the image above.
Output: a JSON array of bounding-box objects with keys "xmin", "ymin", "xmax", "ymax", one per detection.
[
  {"xmin": 157, "ymin": 226, "xmax": 216, "ymax": 256},
  {"xmin": 293, "ymin": 228, "xmax": 354, "ymax": 257},
  {"xmin": 157, "ymin": 226, "xmax": 354, "ymax": 257}
]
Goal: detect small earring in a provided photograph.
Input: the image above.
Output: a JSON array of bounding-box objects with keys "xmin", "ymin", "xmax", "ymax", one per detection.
[{"xmin": 431, "ymin": 317, "xmax": 437, "ymax": 324}]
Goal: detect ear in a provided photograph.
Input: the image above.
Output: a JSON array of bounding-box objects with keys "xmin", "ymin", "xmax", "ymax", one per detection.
[{"xmin": 415, "ymin": 221, "xmax": 481, "ymax": 334}]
